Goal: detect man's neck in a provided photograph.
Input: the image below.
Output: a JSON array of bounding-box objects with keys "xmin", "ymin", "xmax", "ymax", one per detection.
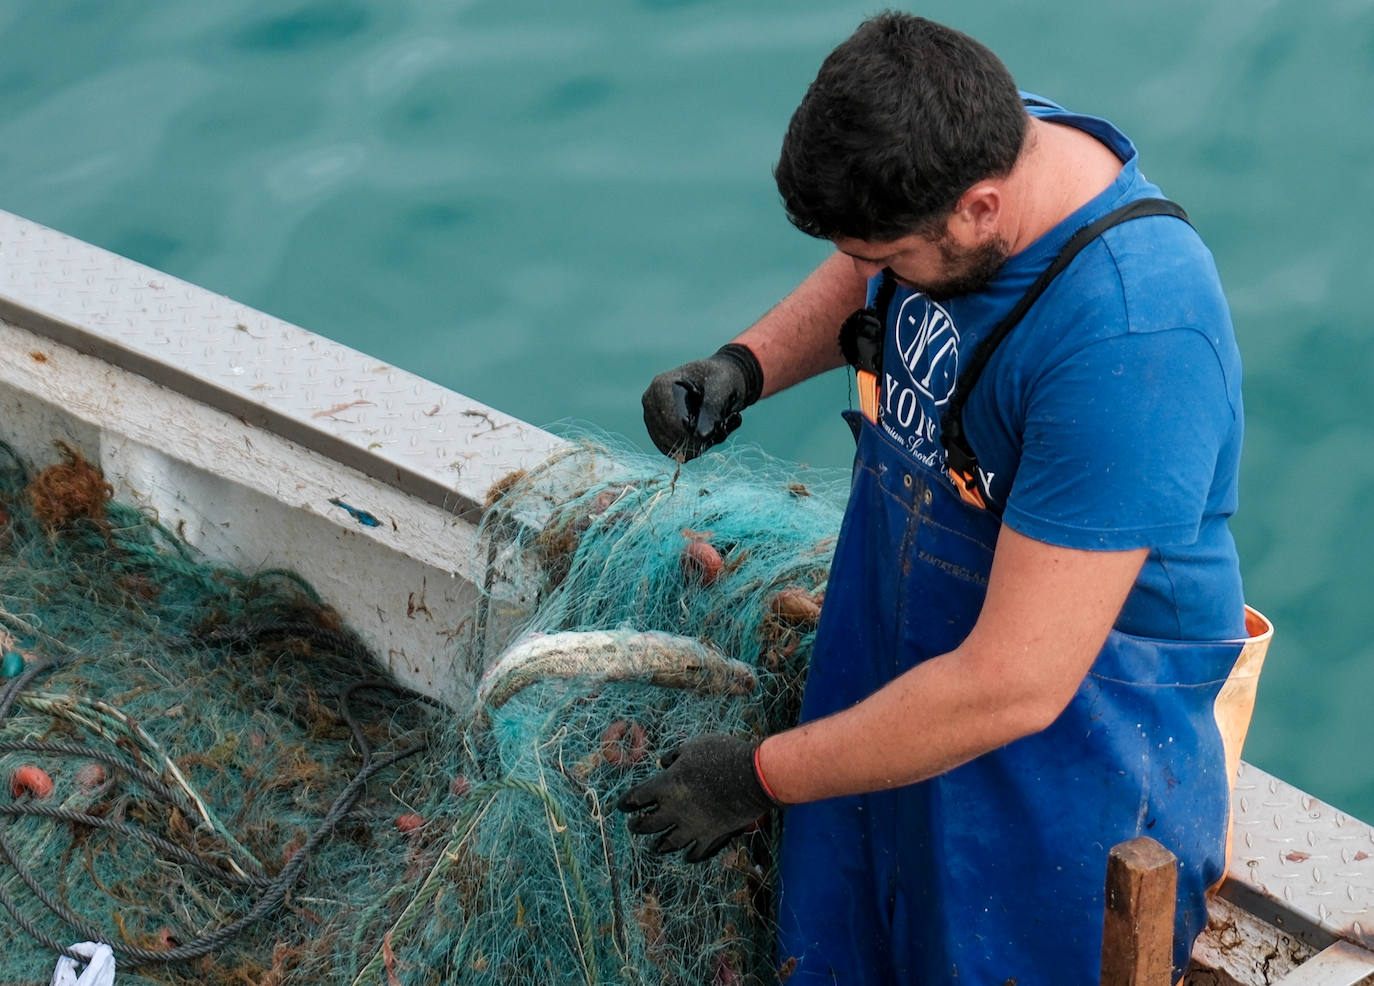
[{"xmin": 1000, "ymin": 117, "xmax": 1125, "ymax": 254}]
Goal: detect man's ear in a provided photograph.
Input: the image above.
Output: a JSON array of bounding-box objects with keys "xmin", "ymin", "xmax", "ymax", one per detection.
[{"xmin": 950, "ymin": 183, "xmax": 1002, "ymax": 240}]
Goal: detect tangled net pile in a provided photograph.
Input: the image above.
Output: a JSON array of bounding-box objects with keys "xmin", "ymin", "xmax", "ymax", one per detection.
[{"xmin": 0, "ymin": 433, "xmax": 845, "ymax": 985}]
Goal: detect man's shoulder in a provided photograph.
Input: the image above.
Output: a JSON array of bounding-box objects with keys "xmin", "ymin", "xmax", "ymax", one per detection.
[
  {"xmin": 1036, "ymin": 210, "xmax": 1230, "ymax": 339},
  {"xmin": 1099, "ymin": 213, "xmax": 1233, "ymax": 340},
  {"xmin": 1005, "ymin": 217, "xmax": 1238, "ymax": 407}
]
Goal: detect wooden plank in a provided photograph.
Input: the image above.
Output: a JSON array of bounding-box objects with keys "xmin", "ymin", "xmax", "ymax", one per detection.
[{"xmin": 1102, "ymin": 836, "xmax": 1179, "ymax": 986}]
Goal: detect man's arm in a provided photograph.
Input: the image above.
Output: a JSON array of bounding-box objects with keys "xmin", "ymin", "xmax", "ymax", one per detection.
[
  {"xmin": 756, "ymin": 527, "xmax": 1148, "ymax": 803},
  {"xmin": 734, "ymin": 250, "xmax": 867, "ymax": 398}
]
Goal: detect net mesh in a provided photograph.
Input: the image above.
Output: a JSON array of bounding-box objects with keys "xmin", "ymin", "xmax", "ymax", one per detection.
[{"xmin": 0, "ymin": 430, "xmax": 846, "ymax": 985}]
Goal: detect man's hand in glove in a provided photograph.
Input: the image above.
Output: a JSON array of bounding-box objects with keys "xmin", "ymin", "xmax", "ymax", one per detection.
[
  {"xmin": 616, "ymin": 734, "xmax": 782, "ymax": 863},
  {"xmin": 641, "ymin": 343, "xmax": 764, "ymax": 461}
]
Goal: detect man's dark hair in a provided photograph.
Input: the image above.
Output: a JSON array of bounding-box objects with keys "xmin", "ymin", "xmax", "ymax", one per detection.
[{"xmin": 775, "ymin": 13, "xmax": 1028, "ymax": 242}]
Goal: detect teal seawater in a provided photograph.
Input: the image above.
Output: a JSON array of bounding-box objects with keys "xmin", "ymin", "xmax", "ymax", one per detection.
[{"xmin": 1, "ymin": 2, "xmax": 1371, "ymax": 819}]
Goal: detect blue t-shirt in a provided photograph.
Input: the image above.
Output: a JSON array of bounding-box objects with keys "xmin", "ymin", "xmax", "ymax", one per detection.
[{"xmin": 875, "ymin": 95, "xmax": 1245, "ymax": 640}]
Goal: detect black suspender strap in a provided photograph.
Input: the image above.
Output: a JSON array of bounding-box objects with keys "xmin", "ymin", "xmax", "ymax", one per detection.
[{"xmin": 940, "ymin": 197, "xmax": 1191, "ymax": 509}]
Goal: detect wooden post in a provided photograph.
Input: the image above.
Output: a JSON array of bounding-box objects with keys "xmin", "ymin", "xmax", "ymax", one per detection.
[{"xmin": 1101, "ymin": 836, "xmax": 1179, "ymax": 986}]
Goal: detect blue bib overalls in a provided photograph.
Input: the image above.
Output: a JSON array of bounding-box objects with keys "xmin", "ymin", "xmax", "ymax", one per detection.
[{"xmin": 777, "ymin": 410, "xmax": 1270, "ymax": 984}]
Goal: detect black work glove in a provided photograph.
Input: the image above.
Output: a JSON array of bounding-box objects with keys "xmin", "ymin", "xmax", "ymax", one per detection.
[
  {"xmin": 616, "ymin": 734, "xmax": 781, "ymax": 863},
  {"xmin": 641, "ymin": 343, "xmax": 765, "ymax": 461}
]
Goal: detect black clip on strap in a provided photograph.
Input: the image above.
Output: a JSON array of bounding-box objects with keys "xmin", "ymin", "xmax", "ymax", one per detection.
[{"xmin": 838, "ymin": 269, "xmax": 898, "ymax": 376}]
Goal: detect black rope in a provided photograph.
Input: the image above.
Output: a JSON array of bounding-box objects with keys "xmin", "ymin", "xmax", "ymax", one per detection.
[
  {"xmin": 0, "ymin": 738, "xmax": 214, "ymax": 826},
  {"xmin": 0, "ymin": 804, "xmax": 272, "ymax": 888},
  {"xmin": 0, "ymin": 623, "xmax": 436, "ymax": 968}
]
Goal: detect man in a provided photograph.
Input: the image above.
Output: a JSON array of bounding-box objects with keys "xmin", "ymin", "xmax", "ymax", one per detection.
[{"xmin": 618, "ymin": 14, "xmax": 1269, "ymax": 985}]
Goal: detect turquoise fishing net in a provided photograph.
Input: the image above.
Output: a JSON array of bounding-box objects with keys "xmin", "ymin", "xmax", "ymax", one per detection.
[{"xmin": 0, "ymin": 431, "xmax": 846, "ymax": 985}]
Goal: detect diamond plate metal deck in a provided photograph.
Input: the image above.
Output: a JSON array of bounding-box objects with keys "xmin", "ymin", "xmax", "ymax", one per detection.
[
  {"xmin": 0, "ymin": 209, "xmax": 563, "ymax": 521},
  {"xmin": 1223, "ymin": 761, "xmax": 1374, "ymax": 953}
]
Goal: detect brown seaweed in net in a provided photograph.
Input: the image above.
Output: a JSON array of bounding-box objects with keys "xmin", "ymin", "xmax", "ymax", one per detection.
[{"xmin": 27, "ymin": 441, "xmax": 114, "ymax": 532}]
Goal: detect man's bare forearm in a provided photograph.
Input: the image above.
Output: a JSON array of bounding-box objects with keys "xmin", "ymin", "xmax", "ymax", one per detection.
[
  {"xmin": 734, "ymin": 251, "xmax": 867, "ymax": 398},
  {"xmin": 756, "ymin": 532, "xmax": 1149, "ymax": 805}
]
